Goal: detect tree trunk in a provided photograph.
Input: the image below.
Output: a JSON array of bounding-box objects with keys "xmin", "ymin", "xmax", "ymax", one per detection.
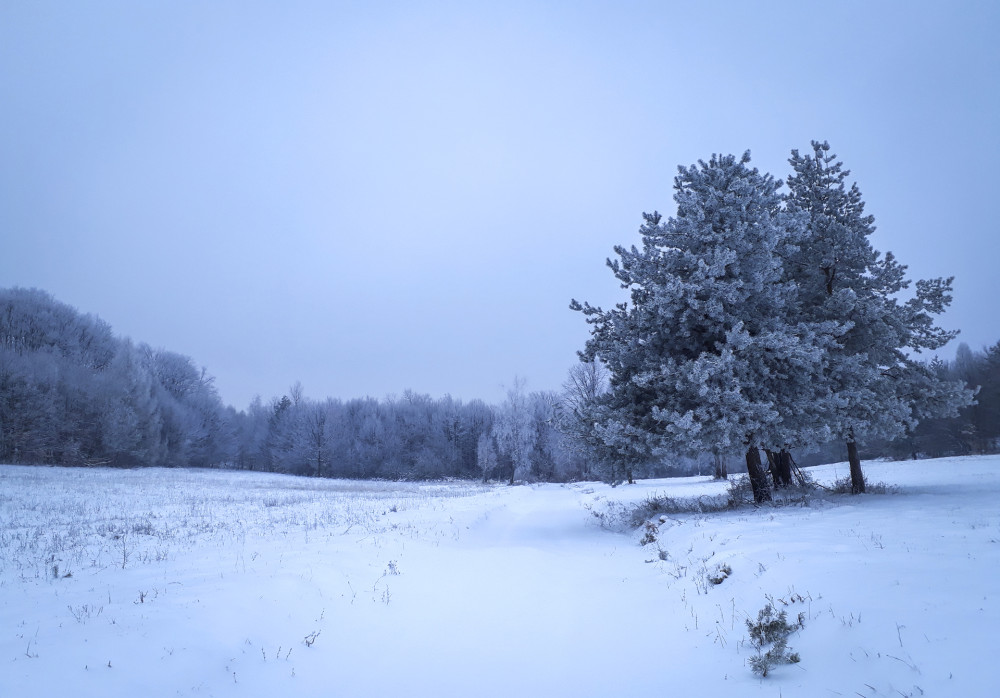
[
  {"xmin": 846, "ymin": 439, "xmax": 865, "ymax": 494},
  {"xmin": 763, "ymin": 449, "xmax": 782, "ymax": 488},
  {"xmin": 626, "ymin": 466, "xmax": 634, "ymax": 485},
  {"xmin": 745, "ymin": 445, "xmax": 772, "ymax": 503},
  {"xmin": 777, "ymin": 449, "xmax": 793, "ymax": 487},
  {"xmin": 713, "ymin": 452, "xmax": 728, "ymax": 480}
]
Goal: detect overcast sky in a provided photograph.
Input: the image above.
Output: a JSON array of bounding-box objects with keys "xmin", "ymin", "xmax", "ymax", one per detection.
[{"xmin": 2, "ymin": 1, "xmax": 998, "ymax": 409}]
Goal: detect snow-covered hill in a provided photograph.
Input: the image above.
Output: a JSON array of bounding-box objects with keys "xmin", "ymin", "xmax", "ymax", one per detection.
[{"xmin": 2, "ymin": 457, "xmax": 997, "ymax": 697}]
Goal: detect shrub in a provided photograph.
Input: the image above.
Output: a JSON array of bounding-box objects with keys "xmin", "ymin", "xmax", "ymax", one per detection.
[
  {"xmin": 707, "ymin": 563, "xmax": 731, "ymax": 585},
  {"xmin": 746, "ymin": 603, "xmax": 802, "ymax": 677},
  {"xmin": 726, "ymin": 475, "xmax": 755, "ymax": 508}
]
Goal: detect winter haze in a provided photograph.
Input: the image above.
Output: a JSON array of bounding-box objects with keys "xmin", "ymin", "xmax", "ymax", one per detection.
[{"xmin": 2, "ymin": 1, "xmax": 998, "ymax": 409}]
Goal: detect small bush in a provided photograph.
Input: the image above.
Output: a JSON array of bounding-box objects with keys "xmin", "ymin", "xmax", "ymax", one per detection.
[
  {"xmin": 639, "ymin": 522, "xmax": 658, "ymax": 546},
  {"xmin": 746, "ymin": 603, "xmax": 802, "ymax": 677},
  {"xmin": 726, "ymin": 475, "xmax": 755, "ymax": 508},
  {"xmin": 707, "ymin": 563, "xmax": 732, "ymax": 585}
]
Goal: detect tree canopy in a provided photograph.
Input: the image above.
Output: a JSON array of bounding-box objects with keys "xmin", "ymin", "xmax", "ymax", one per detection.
[{"xmin": 573, "ymin": 145, "xmax": 972, "ymax": 498}]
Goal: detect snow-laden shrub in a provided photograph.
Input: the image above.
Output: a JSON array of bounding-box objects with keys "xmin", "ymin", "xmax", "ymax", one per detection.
[{"xmin": 746, "ymin": 603, "xmax": 802, "ymax": 677}]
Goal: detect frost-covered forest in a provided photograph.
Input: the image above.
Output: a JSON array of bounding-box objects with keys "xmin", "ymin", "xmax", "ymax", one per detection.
[
  {"xmin": 0, "ymin": 286, "xmax": 589, "ymax": 481},
  {"xmin": 2, "ymin": 144, "xmax": 999, "ymax": 487},
  {"xmin": 3, "ymin": 283, "xmax": 997, "ymax": 483}
]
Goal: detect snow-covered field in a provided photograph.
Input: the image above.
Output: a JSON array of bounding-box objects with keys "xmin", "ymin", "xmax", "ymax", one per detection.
[{"xmin": 1, "ymin": 457, "xmax": 998, "ymax": 697}]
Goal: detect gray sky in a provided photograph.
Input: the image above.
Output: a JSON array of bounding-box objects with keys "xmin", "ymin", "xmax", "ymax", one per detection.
[{"xmin": 3, "ymin": 1, "xmax": 998, "ymax": 410}]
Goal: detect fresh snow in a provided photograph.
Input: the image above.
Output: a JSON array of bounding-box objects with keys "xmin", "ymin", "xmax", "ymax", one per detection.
[{"xmin": 2, "ymin": 457, "xmax": 998, "ymax": 697}]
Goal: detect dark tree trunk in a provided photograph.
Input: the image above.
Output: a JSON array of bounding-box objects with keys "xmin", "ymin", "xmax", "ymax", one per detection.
[
  {"xmin": 626, "ymin": 466, "xmax": 634, "ymax": 485},
  {"xmin": 745, "ymin": 445, "xmax": 772, "ymax": 504},
  {"xmin": 763, "ymin": 449, "xmax": 782, "ymax": 488},
  {"xmin": 846, "ymin": 439, "xmax": 865, "ymax": 494},
  {"xmin": 777, "ymin": 449, "xmax": 793, "ymax": 487}
]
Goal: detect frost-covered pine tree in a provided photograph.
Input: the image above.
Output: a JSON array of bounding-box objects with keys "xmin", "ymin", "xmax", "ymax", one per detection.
[
  {"xmin": 785, "ymin": 141, "xmax": 973, "ymax": 492},
  {"xmin": 573, "ymin": 152, "xmax": 840, "ymax": 502}
]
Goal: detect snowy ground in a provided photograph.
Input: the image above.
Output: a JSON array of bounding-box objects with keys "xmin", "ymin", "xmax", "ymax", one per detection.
[{"xmin": 1, "ymin": 457, "xmax": 998, "ymax": 697}]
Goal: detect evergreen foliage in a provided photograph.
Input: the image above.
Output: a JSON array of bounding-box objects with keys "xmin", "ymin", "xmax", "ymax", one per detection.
[
  {"xmin": 572, "ymin": 152, "xmax": 840, "ymax": 500},
  {"xmin": 785, "ymin": 141, "xmax": 973, "ymax": 491},
  {"xmin": 572, "ymin": 144, "xmax": 974, "ymax": 496},
  {"xmin": 746, "ymin": 603, "xmax": 802, "ymax": 677}
]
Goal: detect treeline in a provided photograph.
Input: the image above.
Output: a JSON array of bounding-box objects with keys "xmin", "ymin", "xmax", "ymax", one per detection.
[
  {"xmin": 1, "ymin": 287, "xmax": 226, "ymax": 469},
  {"xmin": 884, "ymin": 343, "xmax": 1000, "ymax": 459},
  {"xmin": 2, "ymin": 285, "xmax": 997, "ymax": 482},
  {"xmin": 232, "ymin": 384, "xmax": 590, "ymax": 481},
  {"xmin": 793, "ymin": 342, "xmax": 1000, "ymax": 466},
  {"xmin": 0, "ymin": 287, "xmax": 593, "ymax": 480}
]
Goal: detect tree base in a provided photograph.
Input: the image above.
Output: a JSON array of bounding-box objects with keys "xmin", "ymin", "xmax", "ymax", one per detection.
[{"xmin": 745, "ymin": 446, "xmax": 773, "ymax": 503}]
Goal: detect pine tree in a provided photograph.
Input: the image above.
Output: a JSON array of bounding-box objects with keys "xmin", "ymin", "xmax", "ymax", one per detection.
[
  {"xmin": 785, "ymin": 141, "xmax": 973, "ymax": 492},
  {"xmin": 573, "ymin": 152, "xmax": 839, "ymax": 502}
]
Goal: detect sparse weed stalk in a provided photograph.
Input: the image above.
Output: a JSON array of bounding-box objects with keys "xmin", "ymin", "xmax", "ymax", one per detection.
[
  {"xmin": 829, "ymin": 476, "xmax": 897, "ymax": 495},
  {"xmin": 729, "ymin": 476, "xmax": 815, "ymax": 509},
  {"xmin": 583, "ymin": 500, "xmax": 631, "ymax": 532},
  {"xmin": 116, "ymin": 527, "xmax": 130, "ymax": 569},
  {"xmin": 599, "ymin": 477, "xmax": 823, "ymax": 537},
  {"xmin": 68, "ymin": 603, "xmax": 103, "ymax": 623},
  {"xmin": 726, "ymin": 476, "xmax": 755, "ymax": 508},
  {"xmin": 587, "ymin": 491, "xmax": 735, "ymax": 533},
  {"xmin": 631, "ymin": 492, "xmax": 733, "ymax": 525},
  {"xmin": 694, "ymin": 561, "xmax": 732, "ymax": 594}
]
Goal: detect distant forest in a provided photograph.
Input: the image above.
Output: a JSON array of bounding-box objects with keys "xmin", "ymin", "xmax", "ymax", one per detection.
[{"xmin": 2, "ymin": 287, "xmax": 998, "ymax": 482}]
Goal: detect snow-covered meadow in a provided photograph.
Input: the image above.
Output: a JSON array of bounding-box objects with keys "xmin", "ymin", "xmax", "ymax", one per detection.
[{"xmin": 2, "ymin": 457, "xmax": 998, "ymax": 697}]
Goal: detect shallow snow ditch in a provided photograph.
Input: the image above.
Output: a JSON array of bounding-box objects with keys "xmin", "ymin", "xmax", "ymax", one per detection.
[{"xmin": 1, "ymin": 457, "xmax": 998, "ymax": 697}]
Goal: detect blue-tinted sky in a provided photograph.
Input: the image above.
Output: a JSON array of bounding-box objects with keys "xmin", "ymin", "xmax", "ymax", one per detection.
[{"xmin": 2, "ymin": 1, "xmax": 998, "ymax": 409}]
